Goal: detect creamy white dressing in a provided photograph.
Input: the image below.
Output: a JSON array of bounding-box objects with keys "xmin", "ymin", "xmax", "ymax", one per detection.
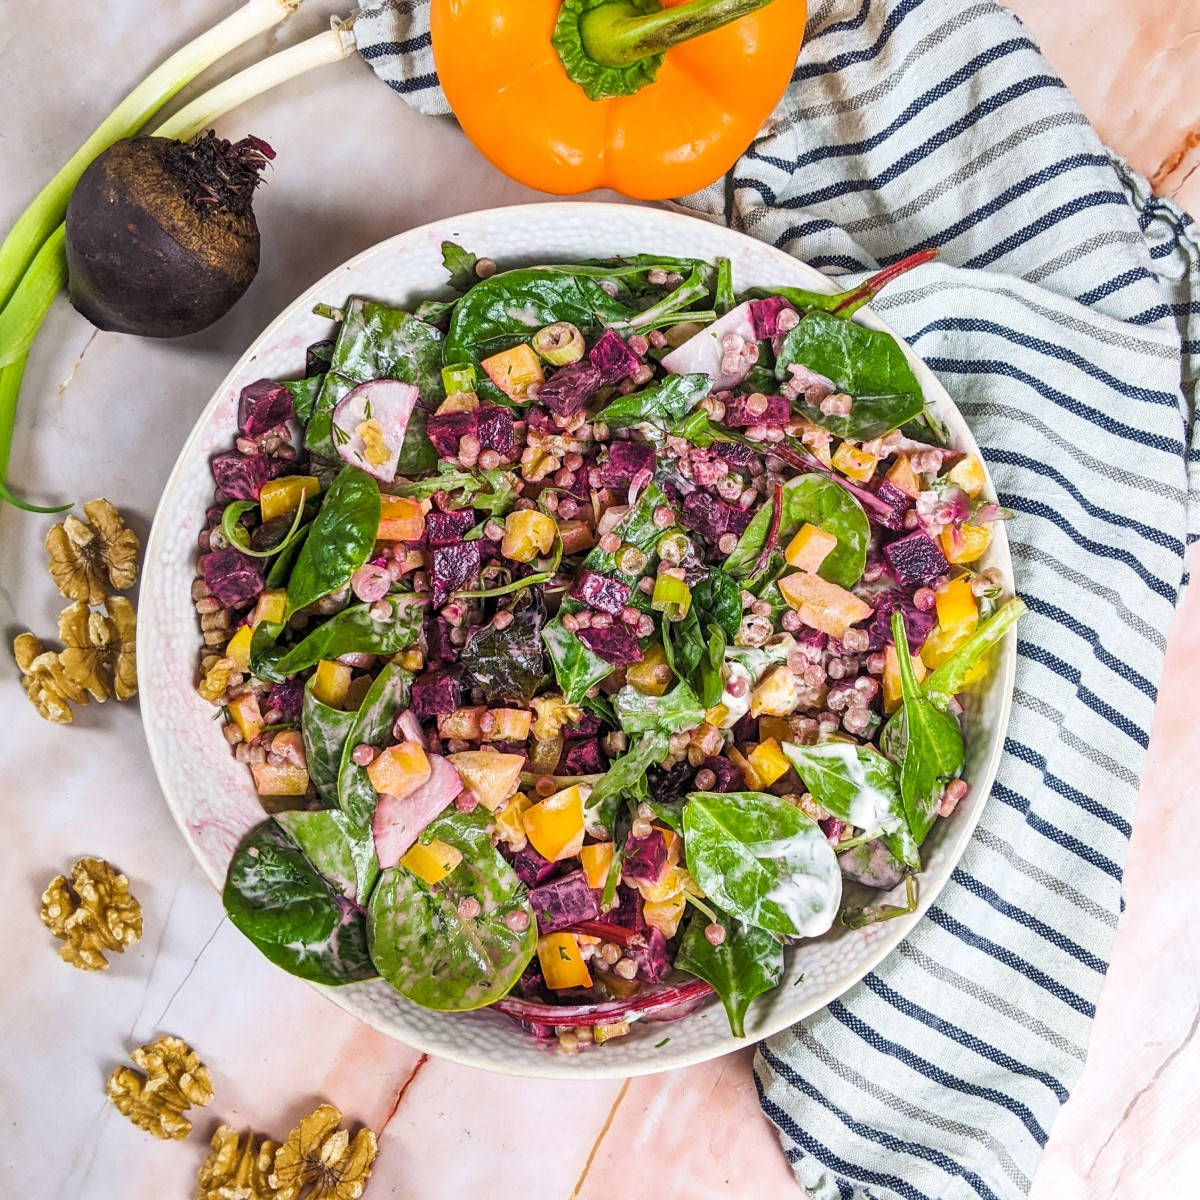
[
  {"xmin": 783, "ymin": 740, "xmax": 901, "ymax": 835},
  {"xmin": 715, "ymin": 662, "xmax": 752, "ymax": 728}
]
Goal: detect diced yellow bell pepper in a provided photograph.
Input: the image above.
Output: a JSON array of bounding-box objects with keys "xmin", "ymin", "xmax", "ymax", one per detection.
[
  {"xmin": 948, "ymin": 455, "xmax": 987, "ymax": 498},
  {"xmin": 259, "ymin": 475, "xmax": 320, "ymax": 522},
  {"xmin": 502, "ymin": 509, "xmax": 557, "ymax": 563},
  {"xmin": 228, "ymin": 692, "xmax": 264, "ymax": 742},
  {"xmin": 940, "ymin": 522, "xmax": 992, "ymax": 565},
  {"xmin": 643, "ymin": 893, "xmax": 687, "ymax": 938},
  {"xmin": 378, "ymin": 495, "xmax": 426, "ymax": 542},
  {"xmin": 920, "ymin": 621, "xmax": 977, "ymax": 670},
  {"xmin": 659, "ymin": 827, "xmax": 682, "ymax": 867},
  {"xmin": 312, "ymin": 659, "xmax": 352, "ymax": 709},
  {"xmin": 487, "ymin": 709, "xmax": 533, "ymax": 741},
  {"xmin": 831, "ymin": 442, "xmax": 879, "ymax": 482},
  {"xmin": 882, "ymin": 643, "xmax": 928, "ymax": 713},
  {"xmin": 251, "ymin": 589, "xmax": 287, "ymax": 629},
  {"xmin": 626, "ymin": 643, "xmax": 671, "ymax": 696},
  {"xmin": 225, "ymin": 624, "xmax": 253, "ymax": 671},
  {"xmin": 523, "ymin": 785, "xmax": 586, "ymax": 861},
  {"xmin": 705, "ymin": 703, "xmax": 730, "ymax": 727},
  {"xmin": 727, "ymin": 745, "xmax": 762, "ymax": 790},
  {"xmin": 495, "ymin": 793, "xmax": 532, "ymax": 850},
  {"xmin": 401, "ymin": 838, "xmax": 463, "ymax": 886},
  {"xmin": 638, "ymin": 865, "xmax": 695, "ymax": 904},
  {"xmin": 446, "ymin": 749, "xmax": 526, "ymax": 811},
  {"xmin": 778, "ymin": 572, "xmax": 873, "ymax": 640},
  {"xmin": 784, "ymin": 522, "xmax": 838, "ymax": 573},
  {"xmin": 885, "ymin": 454, "xmax": 921, "ymax": 499},
  {"xmin": 758, "ymin": 716, "xmax": 793, "ymax": 744},
  {"xmin": 750, "ymin": 664, "xmax": 801, "ymax": 718},
  {"xmin": 580, "ymin": 841, "xmax": 615, "ymax": 889},
  {"xmin": 538, "ymin": 932, "xmax": 592, "ymax": 990},
  {"xmin": 366, "ymin": 742, "xmax": 431, "ymax": 799},
  {"xmin": 250, "ymin": 760, "xmax": 309, "ymax": 796},
  {"xmin": 746, "ymin": 738, "xmax": 790, "ymax": 787},
  {"xmin": 481, "ymin": 343, "xmax": 545, "ymax": 401},
  {"xmin": 935, "ymin": 578, "xmax": 979, "ymax": 631}
]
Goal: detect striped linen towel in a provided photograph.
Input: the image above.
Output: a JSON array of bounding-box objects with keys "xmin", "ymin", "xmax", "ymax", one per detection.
[{"xmin": 355, "ymin": 2, "xmax": 1199, "ymax": 1196}]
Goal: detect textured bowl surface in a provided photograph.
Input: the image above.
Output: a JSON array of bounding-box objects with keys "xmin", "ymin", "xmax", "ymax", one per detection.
[{"xmin": 140, "ymin": 203, "xmax": 1016, "ymax": 1079}]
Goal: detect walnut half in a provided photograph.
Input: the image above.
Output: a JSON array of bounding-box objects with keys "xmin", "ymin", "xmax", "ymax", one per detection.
[
  {"xmin": 107, "ymin": 1034, "xmax": 213, "ymax": 1140},
  {"xmin": 45, "ymin": 498, "xmax": 139, "ymax": 604},
  {"xmin": 270, "ymin": 1105, "xmax": 378, "ymax": 1200},
  {"xmin": 14, "ymin": 632, "xmax": 88, "ymax": 723},
  {"xmin": 39, "ymin": 857, "xmax": 142, "ymax": 969},
  {"xmin": 196, "ymin": 1125, "xmax": 280, "ymax": 1200}
]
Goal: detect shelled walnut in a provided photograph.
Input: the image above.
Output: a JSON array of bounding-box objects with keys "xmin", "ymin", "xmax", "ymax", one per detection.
[
  {"xmin": 39, "ymin": 856, "xmax": 142, "ymax": 969},
  {"xmin": 107, "ymin": 1034, "xmax": 213, "ymax": 1139},
  {"xmin": 196, "ymin": 1125, "xmax": 280, "ymax": 1200},
  {"xmin": 45, "ymin": 498, "xmax": 139, "ymax": 604},
  {"xmin": 270, "ymin": 1105, "xmax": 378, "ymax": 1200}
]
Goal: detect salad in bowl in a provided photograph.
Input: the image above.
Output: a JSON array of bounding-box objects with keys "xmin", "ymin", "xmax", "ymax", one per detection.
[{"xmin": 187, "ymin": 237, "xmax": 1022, "ymax": 1054}]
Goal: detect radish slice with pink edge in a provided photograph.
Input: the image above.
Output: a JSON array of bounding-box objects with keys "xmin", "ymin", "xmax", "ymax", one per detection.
[
  {"xmin": 661, "ymin": 302, "xmax": 758, "ymax": 391},
  {"xmin": 394, "ymin": 710, "xmax": 426, "ymax": 749},
  {"xmin": 373, "ymin": 753, "xmax": 463, "ymax": 869},
  {"xmin": 331, "ymin": 379, "xmax": 419, "ymax": 482}
]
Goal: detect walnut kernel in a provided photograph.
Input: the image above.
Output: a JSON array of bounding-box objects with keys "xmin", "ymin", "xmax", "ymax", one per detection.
[
  {"xmin": 270, "ymin": 1104, "xmax": 378, "ymax": 1200},
  {"xmin": 45, "ymin": 498, "xmax": 139, "ymax": 604},
  {"xmin": 196, "ymin": 1125, "xmax": 280, "ymax": 1200},
  {"xmin": 107, "ymin": 1035, "xmax": 213, "ymax": 1139},
  {"xmin": 14, "ymin": 632, "xmax": 87, "ymax": 723},
  {"xmin": 40, "ymin": 856, "xmax": 143, "ymax": 969}
]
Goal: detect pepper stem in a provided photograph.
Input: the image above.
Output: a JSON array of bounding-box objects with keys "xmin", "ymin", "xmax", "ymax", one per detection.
[{"xmin": 581, "ymin": 0, "xmax": 776, "ymax": 68}]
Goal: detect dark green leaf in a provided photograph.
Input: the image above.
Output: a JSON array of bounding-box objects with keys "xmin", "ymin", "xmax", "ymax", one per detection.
[
  {"xmin": 284, "ymin": 375, "xmax": 323, "ymax": 423},
  {"xmin": 248, "ymin": 620, "xmax": 287, "ymax": 683},
  {"xmin": 662, "ymin": 607, "xmax": 704, "ymax": 685},
  {"xmin": 301, "ymin": 676, "xmax": 359, "ymax": 805},
  {"xmin": 613, "ymin": 679, "xmax": 704, "ymax": 735},
  {"xmin": 923, "ymin": 597, "xmax": 1026, "ymax": 703},
  {"xmin": 698, "ymin": 623, "xmax": 727, "ymax": 709},
  {"xmin": 691, "ymin": 571, "xmax": 743, "ymax": 640},
  {"xmin": 275, "ymin": 594, "xmax": 423, "ymax": 676},
  {"xmin": 585, "ymin": 731, "xmax": 669, "ymax": 836},
  {"xmin": 441, "ymin": 240, "xmax": 480, "ymax": 292},
  {"xmin": 458, "ymin": 601, "xmax": 548, "ymax": 705},
  {"xmin": 275, "ymin": 807, "xmax": 380, "ymax": 906},
  {"xmin": 715, "ymin": 258, "xmax": 735, "ymax": 316},
  {"xmin": 593, "ymin": 373, "xmax": 711, "ymax": 430}
]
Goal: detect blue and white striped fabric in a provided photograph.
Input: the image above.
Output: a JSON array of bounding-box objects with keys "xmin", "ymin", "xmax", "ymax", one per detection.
[{"xmin": 356, "ymin": 2, "xmax": 1198, "ymax": 1196}]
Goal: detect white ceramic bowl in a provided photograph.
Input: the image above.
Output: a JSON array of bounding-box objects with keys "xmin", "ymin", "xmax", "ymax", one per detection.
[{"xmin": 140, "ymin": 202, "xmax": 1015, "ymax": 1078}]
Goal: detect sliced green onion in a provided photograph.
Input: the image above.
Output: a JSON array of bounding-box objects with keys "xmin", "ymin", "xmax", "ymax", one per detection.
[
  {"xmin": 651, "ymin": 573, "xmax": 691, "ymax": 621},
  {"xmin": 657, "ymin": 531, "xmax": 690, "ymax": 565},
  {"xmin": 614, "ymin": 543, "xmax": 648, "ymax": 574},
  {"xmin": 532, "ymin": 322, "xmax": 585, "ymax": 366},
  {"xmin": 441, "ymin": 362, "xmax": 477, "ymax": 395}
]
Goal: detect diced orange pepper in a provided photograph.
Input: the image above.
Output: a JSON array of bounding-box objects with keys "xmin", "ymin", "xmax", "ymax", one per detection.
[
  {"xmin": 259, "ymin": 475, "xmax": 320, "ymax": 522},
  {"xmin": 537, "ymin": 932, "xmax": 592, "ymax": 990},
  {"xmin": 778, "ymin": 572, "xmax": 873, "ymax": 639},
  {"xmin": 831, "ymin": 442, "xmax": 879, "ymax": 483},
  {"xmin": 366, "ymin": 742, "xmax": 431, "ymax": 799},
  {"xmin": 228, "ymin": 692, "xmax": 263, "ymax": 742},
  {"xmin": 784, "ymin": 522, "xmax": 838, "ymax": 573},
  {"xmin": 523, "ymin": 784, "xmax": 586, "ymax": 861},
  {"xmin": 401, "ymin": 839, "xmax": 463, "ymax": 886},
  {"xmin": 885, "ymin": 454, "xmax": 921, "ymax": 499},
  {"xmin": 940, "ymin": 522, "xmax": 992, "ymax": 565},
  {"xmin": 377, "ymin": 495, "xmax": 426, "ymax": 542},
  {"xmin": 746, "ymin": 738, "xmax": 789, "ymax": 787},
  {"xmin": 580, "ymin": 841, "xmax": 615, "ymax": 889},
  {"xmin": 727, "ymin": 746, "xmax": 762, "ymax": 791},
  {"xmin": 249, "ymin": 761, "xmax": 309, "ymax": 796},
  {"xmin": 643, "ymin": 894, "xmax": 687, "ymax": 938},
  {"xmin": 882, "ymin": 644, "xmax": 927, "ymax": 714},
  {"xmin": 312, "ymin": 659, "xmax": 352, "ymax": 709},
  {"xmin": 659, "ymin": 827, "xmax": 681, "ymax": 868},
  {"xmin": 225, "ymin": 624, "xmax": 253, "ymax": 671},
  {"xmin": 948, "ymin": 456, "xmax": 987, "ymax": 498},
  {"xmin": 935, "ymin": 579, "xmax": 979, "ymax": 631},
  {"xmin": 481, "ymin": 343, "xmax": 544, "ymax": 401},
  {"xmin": 251, "ymin": 589, "xmax": 287, "ymax": 629}
]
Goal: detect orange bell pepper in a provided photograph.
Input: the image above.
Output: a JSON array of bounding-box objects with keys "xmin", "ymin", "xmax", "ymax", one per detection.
[{"xmin": 430, "ymin": 0, "xmax": 807, "ymax": 199}]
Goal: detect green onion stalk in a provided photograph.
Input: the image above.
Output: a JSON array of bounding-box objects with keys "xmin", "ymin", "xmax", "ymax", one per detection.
[{"xmin": 0, "ymin": 8, "xmax": 358, "ymax": 511}]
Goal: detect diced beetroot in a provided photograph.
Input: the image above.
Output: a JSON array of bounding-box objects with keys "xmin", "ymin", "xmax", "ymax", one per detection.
[
  {"xmin": 476, "ymin": 406, "xmax": 516, "ymax": 458},
  {"xmin": 569, "ymin": 569, "xmax": 632, "ymax": 615},
  {"xmin": 711, "ymin": 441, "xmax": 756, "ymax": 469},
  {"xmin": 525, "ymin": 405, "xmax": 555, "ymax": 433},
  {"xmin": 237, "ymin": 379, "xmax": 294, "ymax": 438},
  {"xmin": 794, "ymin": 626, "xmax": 827, "ymax": 654},
  {"xmin": 267, "ymin": 678, "xmax": 303, "ymax": 720},
  {"xmin": 589, "ymin": 329, "xmax": 641, "ymax": 384},
  {"xmin": 866, "ymin": 591, "xmax": 935, "ymax": 652},
  {"xmin": 723, "ymin": 393, "xmax": 791, "ymax": 427},
  {"xmin": 883, "ymin": 530, "xmax": 950, "ymax": 588},
  {"xmin": 820, "ymin": 817, "xmax": 846, "ymax": 843},
  {"xmin": 606, "ymin": 885, "xmax": 646, "ymax": 932},
  {"xmin": 680, "ymin": 490, "xmax": 750, "ymax": 541},
  {"xmin": 201, "ymin": 549, "xmax": 264, "ymax": 608},
  {"xmin": 426, "ymin": 409, "xmax": 477, "ymax": 457},
  {"xmin": 749, "ymin": 296, "xmax": 798, "ymax": 340},
  {"xmin": 561, "ymin": 738, "xmax": 605, "ymax": 775},
  {"xmin": 701, "ymin": 755, "xmax": 744, "ymax": 792},
  {"xmin": 538, "ymin": 362, "xmax": 602, "ymax": 417},
  {"xmin": 731, "ymin": 713, "xmax": 757, "ymax": 744},
  {"xmin": 622, "ymin": 829, "xmax": 669, "ymax": 888},
  {"xmin": 509, "ymin": 845, "xmax": 560, "ymax": 888},
  {"xmin": 372, "ymin": 753, "xmax": 463, "ymax": 868},
  {"xmin": 528, "ymin": 870, "xmax": 600, "ymax": 935},
  {"xmin": 410, "ymin": 669, "xmax": 463, "ymax": 718},
  {"xmin": 871, "ymin": 480, "xmax": 914, "ymax": 532},
  {"xmin": 425, "ymin": 508, "xmax": 476, "ymax": 546},
  {"xmin": 211, "ymin": 451, "xmax": 272, "ymax": 501},
  {"xmin": 578, "ymin": 622, "xmax": 643, "ymax": 666},
  {"xmin": 594, "ymin": 440, "xmax": 655, "ymax": 487},
  {"xmin": 431, "ymin": 541, "xmax": 481, "ymax": 606},
  {"xmin": 426, "ymin": 614, "xmax": 459, "ymax": 663},
  {"xmin": 564, "ymin": 712, "xmax": 602, "ymax": 740},
  {"xmin": 627, "ymin": 926, "xmax": 671, "ymax": 982},
  {"xmin": 726, "ymin": 504, "xmax": 753, "ymax": 536}
]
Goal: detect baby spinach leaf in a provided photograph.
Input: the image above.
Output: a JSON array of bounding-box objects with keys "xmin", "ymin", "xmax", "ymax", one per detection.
[
  {"xmin": 613, "ymin": 680, "xmax": 704, "ymax": 735},
  {"xmin": 723, "ymin": 473, "xmax": 869, "ymax": 588},
  {"xmin": 336, "ymin": 663, "xmax": 411, "ymax": 828},
  {"xmin": 283, "ymin": 375, "xmax": 323, "ymax": 423},
  {"xmin": 923, "ymin": 597, "xmax": 1026, "ymax": 703},
  {"xmin": 285, "ymin": 466, "xmax": 381, "ymax": 617},
  {"xmin": 893, "ymin": 612, "xmax": 964, "ymax": 845},
  {"xmin": 222, "ymin": 820, "xmax": 377, "ymax": 985},
  {"xmin": 715, "ymin": 258, "xmax": 735, "ymax": 316},
  {"xmin": 275, "ymin": 594, "xmax": 424, "ymax": 676},
  {"xmin": 593, "ymin": 373, "xmax": 711, "ymax": 430},
  {"xmin": 622, "ymin": 261, "xmax": 717, "ymax": 331},
  {"xmin": 392, "ymin": 462, "xmax": 518, "ymax": 515},
  {"xmin": 662, "ymin": 607, "xmax": 705, "ymax": 685},
  {"xmin": 441, "ymin": 240, "xmax": 480, "ymax": 292},
  {"xmin": 265, "ymin": 525, "xmax": 309, "ymax": 589},
  {"xmin": 367, "ymin": 809, "xmax": 536, "ymax": 1011},
  {"xmin": 248, "ymin": 620, "xmax": 288, "ymax": 683},
  {"xmin": 275, "ymin": 807, "xmax": 380, "ymax": 906},
  {"xmin": 459, "ymin": 601, "xmax": 548, "ymax": 705},
  {"xmin": 775, "ymin": 310, "xmax": 925, "ymax": 440},
  {"xmin": 781, "ymin": 741, "xmax": 920, "ymax": 871},
  {"xmin": 306, "ymin": 299, "xmax": 445, "ymax": 461},
  {"xmin": 541, "ymin": 615, "xmax": 613, "ymax": 706},
  {"xmin": 682, "ymin": 791, "xmax": 842, "ymax": 938},
  {"xmin": 675, "ymin": 912, "xmax": 783, "ymax": 1037},
  {"xmin": 691, "ymin": 571, "xmax": 743, "ymax": 640},
  {"xmin": 698, "ymin": 623, "xmax": 727, "ymax": 709},
  {"xmin": 585, "ymin": 731, "xmax": 669, "ymax": 835},
  {"xmin": 301, "ymin": 676, "xmax": 359, "ymax": 805}
]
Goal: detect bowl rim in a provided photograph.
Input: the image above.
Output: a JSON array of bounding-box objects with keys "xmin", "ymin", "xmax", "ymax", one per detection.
[{"xmin": 140, "ymin": 200, "xmax": 1016, "ymax": 1078}]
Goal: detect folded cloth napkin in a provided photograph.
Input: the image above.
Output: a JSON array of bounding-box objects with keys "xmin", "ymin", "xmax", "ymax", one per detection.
[{"xmin": 356, "ymin": 3, "xmax": 1198, "ymax": 1197}]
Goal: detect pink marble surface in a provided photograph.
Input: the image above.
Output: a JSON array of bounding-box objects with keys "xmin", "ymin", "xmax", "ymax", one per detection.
[{"xmin": 1, "ymin": 3, "xmax": 1197, "ymax": 1198}]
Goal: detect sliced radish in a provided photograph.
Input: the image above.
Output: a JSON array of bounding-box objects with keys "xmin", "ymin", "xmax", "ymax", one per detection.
[
  {"xmin": 372, "ymin": 753, "xmax": 462, "ymax": 869},
  {"xmin": 394, "ymin": 710, "xmax": 427, "ymax": 749},
  {"xmin": 661, "ymin": 302, "xmax": 759, "ymax": 391},
  {"xmin": 332, "ymin": 380, "xmax": 419, "ymax": 482}
]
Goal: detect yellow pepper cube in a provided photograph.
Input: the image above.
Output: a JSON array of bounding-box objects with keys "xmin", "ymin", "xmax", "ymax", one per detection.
[
  {"xmin": 312, "ymin": 659, "xmax": 353, "ymax": 709},
  {"xmin": 831, "ymin": 442, "xmax": 879, "ymax": 482},
  {"xmin": 643, "ymin": 894, "xmax": 687, "ymax": 938},
  {"xmin": 502, "ymin": 509, "xmax": 557, "ymax": 563},
  {"xmin": 941, "ymin": 522, "xmax": 993, "ymax": 565},
  {"xmin": 626, "ymin": 643, "xmax": 671, "ymax": 696},
  {"xmin": 366, "ymin": 742, "xmax": 431, "ymax": 799},
  {"xmin": 920, "ymin": 621, "xmax": 976, "ymax": 670},
  {"xmin": 705, "ymin": 703, "xmax": 730, "ymax": 728},
  {"xmin": 228, "ymin": 692, "xmax": 264, "ymax": 742},
  {"xmin": 481, "ymin": 343, "xmax": 545, "ymax": 401},
  {"xmin": 225, "ymin": 624, "xmax": 253, "ymax": 671},
  {"xmin": 401, "ymin": 838, "xmax": 464, "ymax": 886},
  {"xmin": 935, "ymin": 578, "xmax": 979, "ymax": 631},
  {"xmin": 377, "ymin": 495, "xmax": 426, "ymax": 542},
  {"xmin": 580, "ymin": 841, "xmax": 615, "ymax": 889},
  {"xmin": 438, "ymin": 706, "xmax": 487, "ymax": 740},
  {"xmin": 746, "ymin": 738, "xmax": 790, "ymax": 788},
  {"xmin": 885, "ymin": 454, "xmax": 922, "ymax": 499},
  {"xmin": 436, "ymin": 392, "xmax": 479, "ymax": 414},
  {"xmin": 750, "ymin": 663, "xmax": 800, "ymax": 718},
  {"xmin": 495, "ymin": 793, "xmax": 532, "ymax": 850},
  {"xmin": 522, "ymin": 785, "xmax": 586, "ymax": 862},
  {"xmin": 659, "ymin": 827, "xmax": 682, "ymax": 868},
  {"xmin": 538, "ymin": 932, "xmax": 592, "ymax": 990},
  {"xmin": 758, "ymin": 716, "xmax": 793, "ymax": 744},
  {"xmin": 948, "ymin": 455, "xmax": 987, "ymax": 498},
  {"xmin": 784, "ymin": 523, "xmax": 838, "ymax": 573},
  {"xmin": 882, "ymin": 643, "xmax": 927, "ymax": 714},
  {"xmin": 251, "ymin": 589, "xmax": 287, "ymax": 629},
  {"xmin": 778, "ymin": 571, "xmax": 873, "ymax": 640},
  {"xmin": 250, "ymin": 761, "xmax": 309, "ymax": 796},
  {"xmin": 260, "ymin": 475, "xmax": 320, "ymax": 522}
]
